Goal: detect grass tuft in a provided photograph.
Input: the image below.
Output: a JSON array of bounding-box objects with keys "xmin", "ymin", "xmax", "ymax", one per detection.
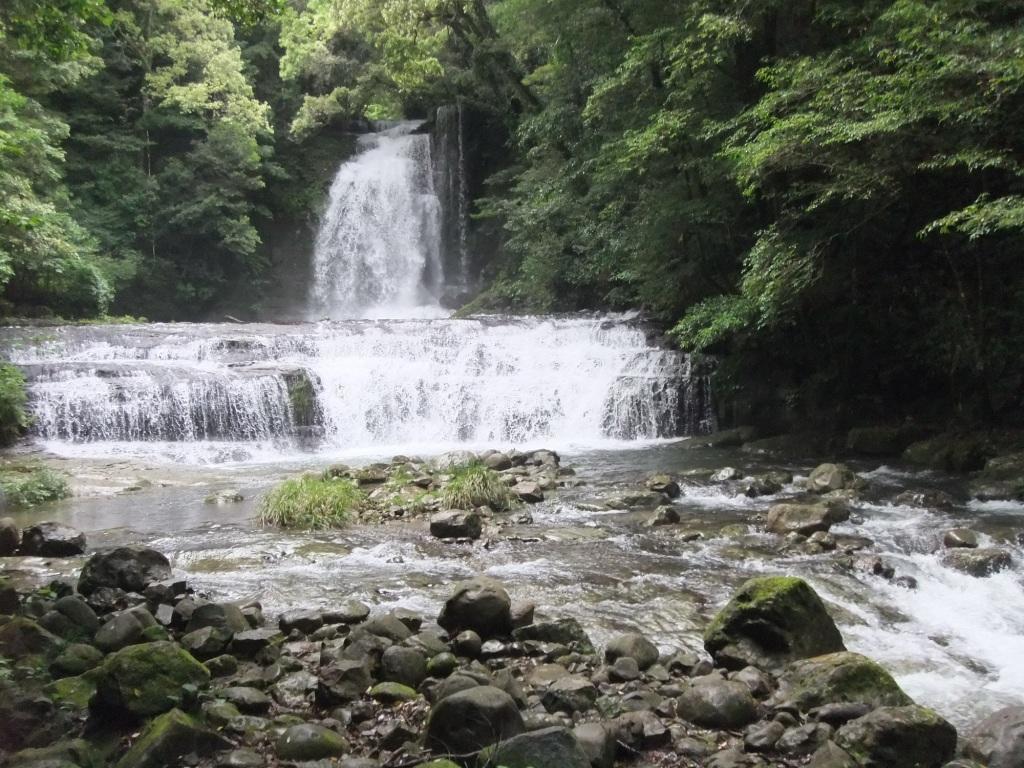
[
  {"xmin": 440, "ymin": 463, "xmax": 516, "ymax": 511},
  {"xmin": 258, "ymin": 475, "xmax": 364, "ymax": 530},
  {"xmin": 0, "ymin": 464, "xmax": 70, "ymax": 507}
]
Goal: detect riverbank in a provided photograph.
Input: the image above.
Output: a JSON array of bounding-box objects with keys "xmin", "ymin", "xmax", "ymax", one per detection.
[
  {"xmin": 1, "ymin": 538, "xmax": 1008, "ymax": 768},
  {"xmin": 3, "ymin": 440, "xmax": 1023, "ymax": 736}
]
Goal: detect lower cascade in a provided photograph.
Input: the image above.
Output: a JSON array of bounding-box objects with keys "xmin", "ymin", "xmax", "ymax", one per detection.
[{"xmin": 5, "ymin": 314, "xmax": 713, "ymax": 460}]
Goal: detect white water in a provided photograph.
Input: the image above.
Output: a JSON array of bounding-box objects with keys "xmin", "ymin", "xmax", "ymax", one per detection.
[
  {"xmin": 309, "ymin": 122, "xmax": 445, "ymax": 319},
  {"xmin": 6, "ymin": 316, "xmax": 713, "ymax": 463}
]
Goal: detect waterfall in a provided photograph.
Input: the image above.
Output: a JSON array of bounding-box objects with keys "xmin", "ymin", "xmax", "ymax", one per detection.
[
  {"xmin": 5, "ymin": 316, "xmax": 714, "ymax": 463},
  {"xmin": 309, "ymin": 122, "xmax": 445, "ymax": 319},
  {"xmin": 434, "ymin": 104, "xmax": 469, "ymax": 289}
]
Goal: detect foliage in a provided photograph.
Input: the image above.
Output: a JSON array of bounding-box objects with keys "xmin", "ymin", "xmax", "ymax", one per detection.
[
  {"xmin": 0, "ymin": 363, "xmax": 29, "ymax": 446},
  {"xmin": 0, "ymin": 463, "xmax": 71, "ymax": 507},
  {"xmin": 440, "ymin": 462, "xmax": 515, "ymax": 511},
  {"xmin": 258, "ymin": 474, "xmax": 364, "ymax": 529}
]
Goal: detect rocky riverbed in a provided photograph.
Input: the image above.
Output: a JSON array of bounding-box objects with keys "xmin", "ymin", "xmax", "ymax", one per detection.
[{"xmin": 2, "ymin": 436, "xmax": 1024, "ymax": 767}]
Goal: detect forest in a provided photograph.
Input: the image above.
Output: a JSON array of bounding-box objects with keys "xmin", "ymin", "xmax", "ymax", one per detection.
[{"xmin": 3, "ymin": 0, "xmax": 1024, "ymax": 424}]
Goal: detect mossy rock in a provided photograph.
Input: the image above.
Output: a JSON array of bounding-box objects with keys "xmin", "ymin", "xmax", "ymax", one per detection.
[
  {"xmin": 369, "ymin": 681, "xmax": 419, "ymax": 704},
  {"xmin": 96, "ymin": 641, "xmax": 210, "ymax": 717},
  {"xmin": 51, "ymin": 643, "xmax": 104, "ymax": 678},
  {"xmin": 777, "ymin": 652, "xmax": 912, "ymax": 712},
  {"xmin": 7, "ymin": 739, "xmax": 101, "ymax": 768},
  {"xmin": 0, "ymin": 617, "xmax": 64, "ymax": 659},
  {"xmin": 903, "ymin": 434, "xmax": 992, "ymax": 472},
  {"xmin": 115, "ymin": 708, "xmax": 231, "ymax": 768},
  {"xmin": 417, "ymin": 761, "xmax": 460, "ymax": 768},
  {"xmin": 275, "ymin": 723, "xmax": 349, "ymax": 761},
  {"xmin": 704, "ymin": 576, "xmax": 845, "ymax": 671},
  {"xmin": 46, "ymin": 671, "xmax": 100, "ymax": 711},
  {"xmin": 835, "ymin": 705, "xmax": 956, "ymax": 767},
  {"xmin": 479, "ymin": 726, "xmax": 591, "ymax": 768}
]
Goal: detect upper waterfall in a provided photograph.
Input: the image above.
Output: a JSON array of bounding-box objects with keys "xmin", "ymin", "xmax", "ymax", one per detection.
[{"xmin": 309, "ymin": 122, "xmax": 446, "ymax": 319}]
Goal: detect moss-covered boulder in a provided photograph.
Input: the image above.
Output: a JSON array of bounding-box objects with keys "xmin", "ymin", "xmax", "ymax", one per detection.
[
  {"xmin": 903, "ymin": 434, "xmax": 992, "ymax": 473},
  {"xmin": 704, "ymin": 577, "xmax": 845, "ymax": 671},
  {"xmin": 46, "ymin": 671, "xmax": 100, "ymax": 711},
  {"xmin": 776, "ymin": 652, "xmax": 913, "ymax": 712},
  {"xmin": 115, "ymin": 708, "xmax": 230, "ymax": 768},
  {"xmin": 0, "ymin": 617, "xmax": 64, "ymax": 659},
  {"xmin": 275, "ymin": 723, "xmax": 349, "ymax": 761},
  {"xmin": 846, "ymin": 425, "xmax": 923, "ymax": 457},
  {"xmin": 835, "ymin": 705, "xmax": 956, "ymax": 767},
  {"xmin": 6, "ymin": 739, "xmax": 101, "ymax": 768},
  {"xmin": 95, "ymin": 641, "xmax": 209, "ymax": 717}
]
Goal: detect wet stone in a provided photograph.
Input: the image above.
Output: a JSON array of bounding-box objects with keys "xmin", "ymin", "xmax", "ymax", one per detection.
[{"xmin": 279, "ymin": 609, "xmax": 323, "ymax": 635}]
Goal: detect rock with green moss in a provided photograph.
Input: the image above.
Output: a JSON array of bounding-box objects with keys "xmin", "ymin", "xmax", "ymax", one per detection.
[
  {"xmin": 845, "ymin": 425, "xmax": 923, "ymax": 457},
  {"xmin": 776, "ymin": 652, "xmax": 912, "ymax": 712},
  {"xmin": 835, "ymin": 705, "xmax": 956, "ymax": 768},
  {"xmin": 49, "ymin": 643, "xmax": 103, "ymax": 679},
  {"xmin": 6, "ymin": 739, "xmax": 101, "ymax": 768},
  {"xmin": 704, "ymin": 577, "xmax": 845, "ymax": 671},
  {"xmin": 275, "ymin": 723, "xmax": 349, "ymax": 760},
  {"xmin": 46, "ymin": 671, "xmax": 99, "ymax": 710},
  {"xmin": 479, "ymin": 726, "xmax": 591, "ymax": 768},
  {"xmin": 417, "ymin": 761, "xmax": 460, "ymax": 768},
  {"xmin": 95, "ymin": 641, "xmax": 210, "ymax": 717},
  {"xmin": 903, "ymin": 434, "xmax": 991, "ymax": 472},
  {"xmin": 369, "ymin": 681, "xmax": 419, "ymax": 704},
  {"xmin": 115, "ymin": 708, "xmax": 230, "ymax": 768},
  {"xmin": 0, "ymin": 617, "xmax": 64, "ymax": 659}
]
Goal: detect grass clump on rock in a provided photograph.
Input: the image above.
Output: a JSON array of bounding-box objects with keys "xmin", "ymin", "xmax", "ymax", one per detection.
[
  {"xmin": 440, "ymin": 462, "xmax": 516, "ymax": 511},
  {"xmin": 0, "ymin": 463, "xmax": 70, "ymax": 507},
  {"xmin": 258, "ymin": 475, "xmax": 364, "ymax": 530}
]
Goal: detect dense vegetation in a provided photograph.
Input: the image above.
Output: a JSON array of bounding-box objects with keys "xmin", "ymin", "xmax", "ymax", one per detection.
[{"xmin": 4, "ymin": 0, "xmax": 1024, "ymax": 423}]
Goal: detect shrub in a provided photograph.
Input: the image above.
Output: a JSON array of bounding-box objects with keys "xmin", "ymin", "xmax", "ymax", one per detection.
[
  {"xmin": 0, "ymin": 465, "xmax": 70, "ymax": 507},
  {"xmin": 258, "ymin": 475, "xmax": 364, "ymax": 530},
  {"xmin": 441, "ymin": 463, "xmax": 516, "ymax": 511},
  {"xmin": 0, "ymin": 364, "xmax": 29, "ymax": 446}
]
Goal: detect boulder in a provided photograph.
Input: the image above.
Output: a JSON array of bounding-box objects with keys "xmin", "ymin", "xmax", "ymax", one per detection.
[
  {"xmin": 704, "ymin": 576, "xmax": 845, "ymax": 671},
  {"xmin": 361, "ymin": 613, "xmax": 413, "ymax": 642},
  {"xmin": 430, "ymin": 510, "xmax": 482, "ymax": 540},
  {"xmin": 484, "ymin": 452, "xmax": 513, "ymax": 471},
  {"xmin": 807, "ymin": 464, "xmax": 863, "ymax": 494},
  {"xmin": 276, "ymin": 723, "xmax": 350, "ymax": 761},
  {"xmin": 95, "ymin": 607, "xmax": 158, "ymax": 653},
  {"xmin": 480, "ymin": 726, "xmax": 590, "ymax": 768},
  {"xmin": 437, "ymin": 577, "xmax": 512, "ymax": 639},
  {"xmin": 278, "ymin": 609, "xmax": 323, "ymax": 635},
  {"xmin": 647, "ymin": 475, "xmax": 681, "ymax": 498},
  {"xmin": 942, "ymin": 529, "xmax": 979, "ymax": 549},
  {"xmin": 186, "ymin": 602, "xmax": 249, "ymax": 634},
  {"xmin": 766, "ymin": 503, "xmax": 848, "ymax": 536},
  {"xmin": 78, "ymin": 547, "xmax": 172, "ymax": 595},
  {"xmin": 605, "ymin": 632, "xmax": 659, "ymax": 670},
  {"xmin": 775, "ymin": 652, "xmax": 912, "ymax": 713},
  {"xmin": 648, "ymin": 505, "xmax": 680, "ymax": 526},
  {"xmin": 0, "ymin": 617, "xmax": 63, "ymax": 659},
  {"xmin": 317, "ymin": 659, "xmax": 372, "ymax": 705},
  {"xmin": 676, "ymin": 676, "xmax": 758, "ymax": 729},
  {"xmin": 942, "ymin": 548, "xmax": 1012, "ymax": 577},
  {"xmin": 903, "ymin": 434, "xmax": 991, "ymax": 472},
  {"xmin": 425, "ymin": 686, "xmax": 525, "ymax": 756},
  {"xmin": 54, "ymin": 595, "xmax": 100, "ymax": 632},
  {"xmin": 512, "ymin": 618, "xmax": 593, "ymax": 650},
  {"xmin": 220, "ymin": 686, "xmax": 271, "ymax": 714},
  {"xmin": 573, "ymin": 722, "xmax": 617, "ymax": 768},
  {"xmin": 19, "ymin": 523, "xmax": 86, "ymax": 557},
  {"xmin": 324, "ymin": 600, "xmax": 371, "ymax": 625},
  {"xmin": 965, "ymin": 706, "xmax": 1024, "ymax": 768},
  {"xmin": 114, "ymin": 708, "xmax": 230, "ymax": 768},
  {"xmin": 540, "ymin": 675, "xmax": 598, "ymax": 714},
  {"xmin": 513, "ymin": 481, "xmax": 545, "ymax": 503},
  {"xmin": 0, "ymin": 516, "xmax": 19, "ymax": 555},
  {"xmin": 894, "ymin": 490, "xmax": 957, "ymax": 509},
  {"xmin": 50, "ymin": 643, "xmax": 104, "ymax": 678},
  {"xmin": 835, "ymin": 705, "xmax": 956, "ymax": 768},
  {"xmin": 381, "ymin": 645, "xmax": 427, "ymax": 688},
  {"xmin": 369, "ymin": 681, "xmax": 419, "ymax": 703},
  {"xmin": 95, "ymin": 641, "xmax": 210, "ymax": 716}
]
